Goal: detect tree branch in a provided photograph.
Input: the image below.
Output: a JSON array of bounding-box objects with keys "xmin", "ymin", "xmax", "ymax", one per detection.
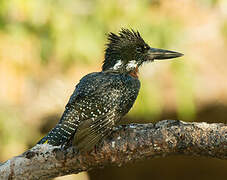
[{"xmin": 0, "ymin": 120, "xmax": 227, "ymax": 179}]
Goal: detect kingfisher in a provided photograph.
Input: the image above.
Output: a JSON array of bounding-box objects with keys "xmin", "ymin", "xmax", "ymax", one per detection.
[{"xmin": 38, "ymin": 28, "xmax": 183, "ymax": 152}]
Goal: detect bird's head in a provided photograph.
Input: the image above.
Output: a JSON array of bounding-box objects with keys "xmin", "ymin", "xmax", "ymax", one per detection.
[{"xmin": 102, "ymin": 28, "xmax": 183, "ymax": 76}]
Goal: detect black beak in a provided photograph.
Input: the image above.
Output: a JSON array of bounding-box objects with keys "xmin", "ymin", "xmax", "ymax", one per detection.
[{"xmin": 148, "ymin": 47, "xmax": 183, "ymax": 60}]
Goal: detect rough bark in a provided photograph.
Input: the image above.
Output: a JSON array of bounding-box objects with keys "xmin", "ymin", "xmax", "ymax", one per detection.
[{"xmin": 0, "ymin": 120, "xmax": 227, "ymax": 180}]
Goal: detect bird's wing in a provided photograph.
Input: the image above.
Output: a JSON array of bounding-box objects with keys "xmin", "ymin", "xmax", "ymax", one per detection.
[
  {"xmin": 73, "ymin": 109, "xmax": 120, "ymax": 152},
  {"xmin": 64, "ymin": 72, "xmax": 123, "ymax": 152}
]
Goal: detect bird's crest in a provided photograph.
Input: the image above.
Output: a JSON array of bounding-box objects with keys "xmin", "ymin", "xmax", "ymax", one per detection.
[
  {"xmin": 102, "ymin": 28, "xmax": 146, "ymax": 71},
  {"xmin": 106, "ymin": 28, "xmax": 145, "ymax": 50}
]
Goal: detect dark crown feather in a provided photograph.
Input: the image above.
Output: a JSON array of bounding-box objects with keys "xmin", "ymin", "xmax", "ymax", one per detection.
[
  {"xmin": 102, "ymin": 28, "xmax": 146, "ymax": 71},
  {"xmin": 106, "ymin": 28, "xmax": 144, "ymax": 50}
]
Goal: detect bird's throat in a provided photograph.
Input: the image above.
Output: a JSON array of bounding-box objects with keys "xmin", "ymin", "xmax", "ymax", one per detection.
[{"xmin": 129, "ymin": 66, "xmax": 139, "ymax": 78}]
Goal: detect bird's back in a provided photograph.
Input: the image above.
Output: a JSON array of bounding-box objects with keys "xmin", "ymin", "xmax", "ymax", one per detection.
[{"xmin": 38, "ymin": 72, "xmax": 140, "ymax": 151}]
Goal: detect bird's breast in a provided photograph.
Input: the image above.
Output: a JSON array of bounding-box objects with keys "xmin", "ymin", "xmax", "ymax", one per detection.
[{"xmin": 129, "ymin": 66, "xmax": 139, "ymax": 78}]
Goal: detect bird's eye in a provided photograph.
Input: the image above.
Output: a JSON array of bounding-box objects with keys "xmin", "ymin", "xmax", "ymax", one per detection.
[{"xmin": 144, "ymin": 45, "xmax": 149, "ymax": 50}]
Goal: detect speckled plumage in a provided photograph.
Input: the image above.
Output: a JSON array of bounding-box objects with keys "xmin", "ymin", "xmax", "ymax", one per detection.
[
  {"xmin": 38, "ymin": 72, "xmax": 140, "ymax": 151},
  {"xmin": 38, "ymin": 28, "xmax": 183, "ymax": 152}
]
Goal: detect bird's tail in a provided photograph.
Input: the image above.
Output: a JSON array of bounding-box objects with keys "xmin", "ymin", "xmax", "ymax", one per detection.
[{"xmin": 37, "ymin": 121, "xmax": 77, "ymax": 146}]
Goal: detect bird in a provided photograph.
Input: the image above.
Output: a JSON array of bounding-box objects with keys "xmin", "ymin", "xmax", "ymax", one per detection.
[{"xmin": 37, "ymin": 28, "xmax": 183, "ymax": 152}]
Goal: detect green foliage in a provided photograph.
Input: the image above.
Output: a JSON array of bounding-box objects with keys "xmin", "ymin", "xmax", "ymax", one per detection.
[
  {"xmin": 221, "ymin": 20, "xmax": 227, "ymax": 44},
  {"xmin": 0, "ymin": 108, "xmax": 27, "ymax": 160},
  {"xmin": 171, "ymin": 60, "xmax": 196, "ymax": 121},
  {"xmin": 0, "ymin": 0, "xmax": 182, "ymax": 66},
  {"xmin": 199, "ymin": 0, "xmax": 220, "ymax": 7}
]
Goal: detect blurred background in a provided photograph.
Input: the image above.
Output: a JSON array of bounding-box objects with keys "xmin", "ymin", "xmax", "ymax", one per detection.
[{"xmin": 0, "ymin": 0, "xmax": 227, "ymax": 179}]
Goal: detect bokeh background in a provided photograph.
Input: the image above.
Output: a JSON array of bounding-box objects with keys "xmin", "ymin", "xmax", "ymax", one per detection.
[{"xmin": 0, "ymin": 0, "xmax": 227, "ymax": 179}]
